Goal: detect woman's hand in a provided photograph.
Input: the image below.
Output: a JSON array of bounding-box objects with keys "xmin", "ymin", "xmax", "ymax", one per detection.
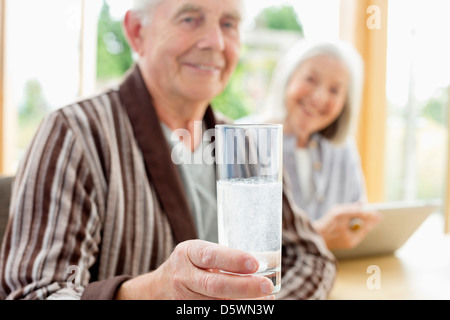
[{"xmin": 313, "ymin": 203, "xmax": 382, "ymax": 250}]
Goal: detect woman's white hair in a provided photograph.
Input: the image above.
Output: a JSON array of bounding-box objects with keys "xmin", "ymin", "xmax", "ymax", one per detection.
[{"xmin": 261, "ymin": 39, "xmax": 365, "ymax": 145}]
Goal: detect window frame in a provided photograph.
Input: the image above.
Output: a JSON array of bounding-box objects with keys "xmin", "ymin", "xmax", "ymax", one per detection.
[
  {"xmin": 339, "ymin": 0, "xmax": 388, "ymax": 203},
  {"xmin": 0, "ymin": 0, "xmax": 14, "ymax": 175},
  {"xmin": 446, "ymin": 87, "xmax": 450, "ymax": 233},
  {"xmin": 0, "ymin": 0, "xmax": 5, "ymax": 173}
]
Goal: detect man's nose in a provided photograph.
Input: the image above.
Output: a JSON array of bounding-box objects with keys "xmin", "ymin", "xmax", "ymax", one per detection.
[{"xmin": 197, "ymin": 25, "xmax": 225, "ymax": 51}]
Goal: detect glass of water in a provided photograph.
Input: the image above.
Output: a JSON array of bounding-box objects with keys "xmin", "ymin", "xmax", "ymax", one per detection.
[{"xmin": 215, "ymin": 124, "xmax": 283, "ymax": 294}]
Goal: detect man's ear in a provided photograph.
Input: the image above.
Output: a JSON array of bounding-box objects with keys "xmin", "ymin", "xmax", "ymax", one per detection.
[{"xmin": 123, "ymin": 10, "xmax": 144, "ymax": 56}]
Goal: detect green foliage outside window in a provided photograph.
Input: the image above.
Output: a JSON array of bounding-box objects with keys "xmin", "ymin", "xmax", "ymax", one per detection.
[
  {"xmin": 254, "ymin": 5, "xmax": 303, "ymax": 32},
  {"xmin": 18, "ymin": 79, "xmax": 50, "ymax": 151},
  {"xmin": 422, "ymin": 91, "xmax": 448, "ymax": 127},
  {"xmin": 96, "ymin": 0, "xmax": 133, "ymax": 82},
  {"xmin": 211, "ymin": 61, "xmax": 254, "ymax": 120}
]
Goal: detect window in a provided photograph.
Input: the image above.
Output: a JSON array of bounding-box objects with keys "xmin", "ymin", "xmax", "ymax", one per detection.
[
  {"xmin": 4, "ymin": 0, "xmax": 86, "ymax": 172},
  {"xmin": 2, "ymin": 0, "xmax": 128, "ymax": 173},
  {"xmin": 385, "ymin": 0, "xmax": 449, "ymax": 205}
]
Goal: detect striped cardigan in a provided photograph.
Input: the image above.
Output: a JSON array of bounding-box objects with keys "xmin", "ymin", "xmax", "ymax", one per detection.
[{"xmin": 0, "ymin": 66, "xmax": 336, "ymax": 300}]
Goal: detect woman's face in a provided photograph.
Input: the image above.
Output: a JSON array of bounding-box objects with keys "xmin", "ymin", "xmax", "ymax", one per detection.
[{"xmin": 285, "ymin": 55, "xmax": 350, "ymax": 143}]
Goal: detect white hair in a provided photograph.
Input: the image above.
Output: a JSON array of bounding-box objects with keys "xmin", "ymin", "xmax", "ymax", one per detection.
[
  {"xmin": 261, "ymin": 39, "xmax": 365, "ymax": 145},
  {"xmin": 132, "ymin": 0, "xmax": 162, "ymax": 11},
  {"xmin": 132, "ymin": 0, "xmax": 245, "ymax": 25},
  {"xmin": 131, "ymin": 0, "xmax": 164, "ymax": 24}
]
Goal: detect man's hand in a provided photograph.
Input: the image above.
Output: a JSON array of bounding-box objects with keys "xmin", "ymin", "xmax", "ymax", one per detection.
[{"xmin": 115, "ymin": 240, "xmax": 275, "ymax": 300}]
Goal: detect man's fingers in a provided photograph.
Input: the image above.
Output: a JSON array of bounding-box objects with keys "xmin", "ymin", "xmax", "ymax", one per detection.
[
  {"xmin": 184, "ymin": 240, "xmax": 259, "ymax": 274},
  {"xmin": 191, "ymin": 268, "xmax": 274, "ymax": 299},
  {"xmin": 174, "ymin": 240, "xmax": 274, "ymax": 299}
]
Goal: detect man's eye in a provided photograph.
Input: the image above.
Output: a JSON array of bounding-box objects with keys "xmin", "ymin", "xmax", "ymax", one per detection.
[
  {"xmin": 182, "ymin": 17, "xmax": 196, "ymax": 24},
  {"xmin": 222, "ymin": 21, "xmax": 237, "ymax": 29},
  {"xmin": 180, "ymin": 15, "xmax": 202, "ymax": 27}
]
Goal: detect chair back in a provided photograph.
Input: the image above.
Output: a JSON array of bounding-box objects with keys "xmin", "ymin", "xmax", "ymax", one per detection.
[{"xmin": 0, "ymin": 176, "xmax": 13, "ymax": 248}]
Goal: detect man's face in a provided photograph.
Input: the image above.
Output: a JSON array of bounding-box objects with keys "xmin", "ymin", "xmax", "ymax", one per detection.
[{"xmin": 136, "ymin": 0, "xmax": 242, "ymax": 104}]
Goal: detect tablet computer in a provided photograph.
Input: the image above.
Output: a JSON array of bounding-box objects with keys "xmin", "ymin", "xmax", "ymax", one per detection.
[{"xmin": 331, "ymin": 200, "xmax": 440, "ymax": 260}]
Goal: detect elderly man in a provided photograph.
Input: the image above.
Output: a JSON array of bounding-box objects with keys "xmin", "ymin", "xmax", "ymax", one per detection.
[{"xmin": 0, "ymin": 0, "xmax": 336, "ymax": 300}]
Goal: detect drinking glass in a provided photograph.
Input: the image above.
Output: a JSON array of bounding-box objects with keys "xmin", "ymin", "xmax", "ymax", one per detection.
[{"xmin": 215, "ymin": 124, "xmax": 283, "ymax": 294}]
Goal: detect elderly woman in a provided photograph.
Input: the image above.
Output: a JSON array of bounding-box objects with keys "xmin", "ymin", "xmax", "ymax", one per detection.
[{"xmin": 257, "ymin": 39, "xmax": 382, "ymax": 250}]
